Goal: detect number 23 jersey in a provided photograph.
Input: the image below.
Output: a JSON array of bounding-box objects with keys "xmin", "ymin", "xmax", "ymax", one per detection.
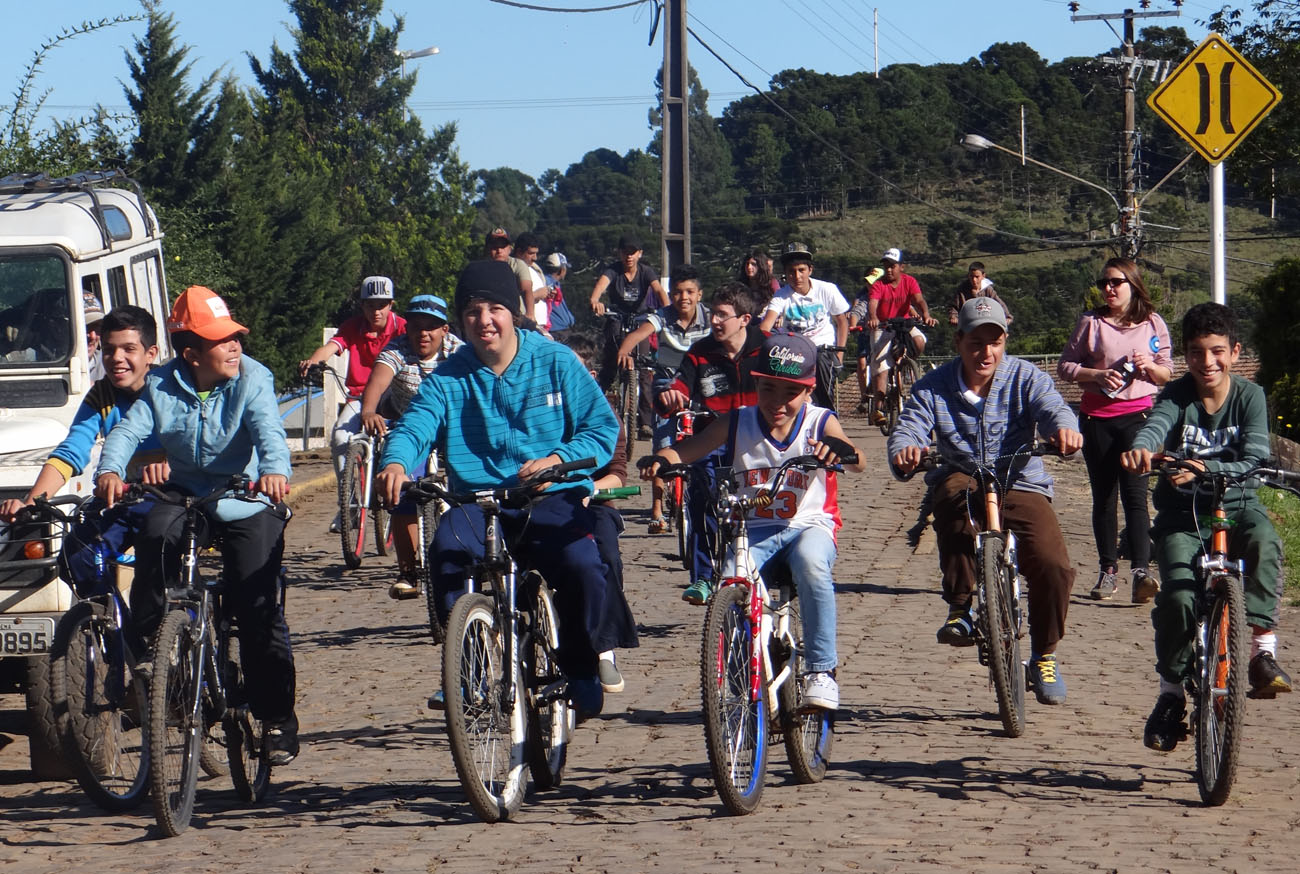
[{"xmin": 729, "ymin": 403, "xmax": 841, "ymax": 539}]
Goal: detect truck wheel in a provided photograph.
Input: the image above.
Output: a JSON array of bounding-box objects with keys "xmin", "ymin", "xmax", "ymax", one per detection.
[{"xmin": 26, "ymin": 657, "xmax": 71, "ymax": 780}]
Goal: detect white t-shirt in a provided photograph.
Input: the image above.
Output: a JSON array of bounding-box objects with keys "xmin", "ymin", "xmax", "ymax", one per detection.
[
  {"xmin": 730, "ymin": 404, "xmax": 841, "ymax": 538},
  {"xmin": 764, "ymin": 277, "xmax": 849, "ymax": 346}
]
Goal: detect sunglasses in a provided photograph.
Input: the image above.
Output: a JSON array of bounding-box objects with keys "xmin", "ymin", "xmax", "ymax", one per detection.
[{"xmin": 1098, "ymin": 276, "xmax": 1128, "ymax": 289}]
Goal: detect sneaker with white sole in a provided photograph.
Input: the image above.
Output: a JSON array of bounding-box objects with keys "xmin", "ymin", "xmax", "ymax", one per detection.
[
  {"xmin": 328, "ymin": 512, "xmax": 341, "ymax": 534},
  {"xmin": 388, "ymin": 578, "xmax": 420, "ymax": 600},
  {"xmin": 598, "ymin": 656, "xmax": 625, "ymax": 693},
  {"xmin": 801, "ymin": 671, "xmax": 839, "ymax": 710}
]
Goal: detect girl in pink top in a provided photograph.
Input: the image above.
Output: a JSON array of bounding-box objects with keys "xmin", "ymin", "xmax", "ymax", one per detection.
[{"xmin": 1058, "ymin": 258, "xmax": 1173, "ymax": 603}]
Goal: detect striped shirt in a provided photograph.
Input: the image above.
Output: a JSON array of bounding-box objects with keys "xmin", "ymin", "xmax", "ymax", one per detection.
[{"xmin": 379, "ymin": 329, "xmax": 618, "ymax": 494}]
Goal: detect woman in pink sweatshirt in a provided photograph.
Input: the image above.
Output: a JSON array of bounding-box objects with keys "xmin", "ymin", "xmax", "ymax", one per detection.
[{"xmin": 1058, "ymin": 258, "xmax": 1173, "ymax": 603}]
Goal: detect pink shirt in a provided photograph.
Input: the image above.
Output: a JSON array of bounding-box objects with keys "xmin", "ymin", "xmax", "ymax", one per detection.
[
  {"xmin": 1057, "ymin": 311, "xmax": 1173, "ymax": 417},
  {"xmin": 329, "ymin": 311, "xmax": 407, "ymax": 397},
  {"xmin": 869, "ymin": 274, "xmax": 922, "ymax": 319}
]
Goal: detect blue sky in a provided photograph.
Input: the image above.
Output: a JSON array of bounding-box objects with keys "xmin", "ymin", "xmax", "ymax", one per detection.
[{"xmin": 5, "ymin": 1, "xmax": 1225, "ymax": 180}]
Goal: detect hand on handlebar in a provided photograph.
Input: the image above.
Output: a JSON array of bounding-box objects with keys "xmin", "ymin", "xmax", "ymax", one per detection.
[
  {"xmin": 376, "ymin": 462, "xmax": 410, "ymax": 509},
  {"xmin": 0, "ymin": 496, "xmax": 32, "ymax": 522},
  {"xmin": 591, "ymin": 299, "xmax": 606, "ymax": 317},
  {"xmin": 257, "ymin": 474, "xmax": 290, "ymax": 504},
  {"xmin": 518, "ymin": 454, "xmax": 564, "ymax": 490},
  {"xmin": 658, "ymin": 389, "xmax": 688, "ymax": 414},
  {"xmin": 361, "ymin": 411, "xmax": 388, "ymax": 437},
  {"xmin": 140, "ymin": 460, "xmax": 171, "ymax": 485},
  {"xmin": 1048, "ymin": 428, "xmax": 1083, "ymax": 457},
  {"xmin": 617, "ymin": 350, "xmax": 635, "ymax": 371},
  {"xmin": 922, "ymin": 315, "xmax": 938, "ymax": 328},
  {"xmin": 891, "ymin": 445, "xmax": 926, "ymax": 475},
  {"xmin": 96, "ymin": 472, "xmax": 127, "ymax": 509}
]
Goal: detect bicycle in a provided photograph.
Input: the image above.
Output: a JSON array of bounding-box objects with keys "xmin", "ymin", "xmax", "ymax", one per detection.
[
  {"xmin": 1145, "ymin": 457, "xmax": 1300, "ymax": 806},
  {"xmin": 127, "ymin": 478, "xmax": 289, "ymax": 836},
  {"xmin": 904, "ymin": 442, "xmax": 1064, "ymax": 738},
  {"xmin": 402, "ymin": 457, "xmax": 596, "ymax": 823},
  {"xmin": 607, "ymin": 313, "xmax": 653, "ymax": 462},
  {"xmin": 10, "ymin": 494, "xmax": 151, "ymax": 811},
  {"xmin": 872, "ymin": 317, "xmax": 923, "ymax": 436},
  {"xmin": 664, "ymin": 407, "xmax": 704, "ymax": 570},
  {"xmin": 338, "ymin": 428, "xmax": 393, "ymax": 569},
  {"xmin": 656, "ymin": 453, "xmax": 851, "ymax": 815}
]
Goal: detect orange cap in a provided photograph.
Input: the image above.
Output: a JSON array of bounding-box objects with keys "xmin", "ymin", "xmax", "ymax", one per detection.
[{"xmin": 167, "ymin": 286, "xmax": 249, "ymax": 340}]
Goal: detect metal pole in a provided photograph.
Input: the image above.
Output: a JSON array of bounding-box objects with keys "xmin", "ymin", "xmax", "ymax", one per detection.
[
  {"xmin": 874, "ymin": 8, "xmax": 878, "ymax": 78},
  {"xmin": 1019, "ymin": 105, "xmax": 1025, "ymax": 165},
  {"xmin": 1210, "ymin": 161, "xmax": 1227, "ymax": 304},
  {"xmin": 1122, "ymin": 9, "xmax": 1139, "ymax": 257},
  {"xmin": 660, "ymin": 0, "xmax": 690, "ymax": 276}
]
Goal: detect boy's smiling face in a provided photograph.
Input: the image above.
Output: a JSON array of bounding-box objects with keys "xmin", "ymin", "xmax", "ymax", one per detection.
[
  {"xmin": 671, "ymin": 280, "xmax": 701, "ymax": 318},
  {"xmin": 1185, "ymin": 332, "xmax": 1240, "ymax": 395},
  {"xmin": 756, "ymin": 375, "xmax": 811, "ymax": 430}
]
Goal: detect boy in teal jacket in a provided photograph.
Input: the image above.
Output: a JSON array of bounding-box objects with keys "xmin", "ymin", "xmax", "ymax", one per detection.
[{"xmin": 96, "ymin": 286, "xmax": 299, "ymax": 765}]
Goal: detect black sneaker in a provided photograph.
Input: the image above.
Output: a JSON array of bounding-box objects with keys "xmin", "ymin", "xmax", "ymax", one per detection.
[
  {"xmin": 265, "ymin": 714, "xmax": 300, "ymax": 766},
  {"xmin": 1248, "ymin": 651, "xmax": 1293, "ymax": 699},
  {"xmin": 1143, "ymin": 692, "xmax": 1188, "ymax": 752},
  {"xmin": 1090, "ymin": 569, "xmax": 1119, "ymax": 600},
  {"xmin": 936, "ymin": 604, "xmax": 976, "ymax": 647}
]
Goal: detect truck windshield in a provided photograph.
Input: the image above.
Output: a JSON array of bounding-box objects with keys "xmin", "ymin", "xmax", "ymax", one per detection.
[{"xmin": 0, "ymin": 255, "xmax": 72, "ymax": 367}]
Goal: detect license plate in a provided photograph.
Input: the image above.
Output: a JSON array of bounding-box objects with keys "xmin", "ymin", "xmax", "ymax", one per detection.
[{"xmin": 0, "ymin": 617, "xmax": 56, "ymax": 655}]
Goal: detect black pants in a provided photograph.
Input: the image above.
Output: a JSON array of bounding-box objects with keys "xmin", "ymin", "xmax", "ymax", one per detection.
[
  {"xmin": 1080, "ymin": 410, "xmax": 1152, "ymax": 572},
  {"xmin": 590, "ymin": 503, "xmax": 639, "ymax": 651},
  {"xmin": 813, "ymin": 346, "xmax": 841, "ymax": 412},
  {"xmin": 131, "ymin": 497, "xmax": 295, "ymax": 723}
]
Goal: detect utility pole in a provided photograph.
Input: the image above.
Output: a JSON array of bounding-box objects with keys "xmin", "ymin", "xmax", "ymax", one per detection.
[
  {"xmin": 1069, "ymin": 3, "xmax": 1181, "ymax": 257},
  {"xmin": 660, "ymin": 0, "xmax": 690, "ymax": 276}
]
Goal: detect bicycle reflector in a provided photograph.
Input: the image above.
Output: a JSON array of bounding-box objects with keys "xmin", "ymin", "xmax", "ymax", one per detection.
[{"xmin": 24, "ymin": 540, "xmax": 46, "ymax": 559}]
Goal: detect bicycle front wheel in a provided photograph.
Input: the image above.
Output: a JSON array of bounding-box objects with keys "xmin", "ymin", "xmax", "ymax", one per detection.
[
  {"xmin": 701, "ymin": 583, "xmax": 767, "ymax": 815},
  {"xmin": 620, "ymin": 368, "xmax": 639, "ymax": 462},
  {"xmin": 339, "ymin": 443, "xmax": 368, "ymax": 569},
  {"xmin": 443, "ymin": 593, "xmax": 527, "ymax": 823},
  {"xmin": 525, "ymin": 580, "xmax": 570, "ymax": 791},
  {"xmin": 50, "ymin": 601, "xmax": 149, "ymax": 811},
  {"xmin": 1195, "ymin": 575, "xmax": 1248, "ymax": 806},
  {"xmin": 978, "ymin": 535, "xmax": 1026, "ymax": 738},
  {"xmin": 223, "ymin": 636, "xmax": 270, "ymax": 803},
  {"xmin": 148, "ymin": 609, "xmax": 205, "ymax": 836},
  {"xmin": 673, "ymin": 478, "xmax": 691, "ymax": 572},
  {"xmin": 775, "ymin": 599, "xmax": 833, "ymax": 784}
]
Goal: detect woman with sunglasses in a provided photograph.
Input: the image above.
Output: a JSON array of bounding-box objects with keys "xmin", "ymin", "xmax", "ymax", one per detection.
[{"xmin": 1058, "ymin": 258, "xmax": 1174, "ymax": 602}]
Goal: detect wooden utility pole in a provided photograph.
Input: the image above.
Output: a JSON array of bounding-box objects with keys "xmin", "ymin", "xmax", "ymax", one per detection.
[{"xmin": 660, "ymin": 0, "xmax": 690, "ymax": 275}]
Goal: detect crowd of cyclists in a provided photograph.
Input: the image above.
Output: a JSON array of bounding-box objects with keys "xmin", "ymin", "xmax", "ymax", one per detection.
[{"xmin": 1, "ymin": 231, "xmax": 1292, "ymax": 794}]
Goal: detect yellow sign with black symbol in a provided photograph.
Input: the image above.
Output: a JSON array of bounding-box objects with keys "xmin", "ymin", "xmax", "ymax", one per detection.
[{"xmin": 1147, "ymin": 33, "xmax": 1281, "ymax": 164}]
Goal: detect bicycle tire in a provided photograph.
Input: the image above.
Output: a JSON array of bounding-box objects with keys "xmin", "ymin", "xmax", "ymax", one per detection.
[
  {"xmin": 1195, "ymin": 575, "xmax": 1248, "ymax": 806},
  {"xmin": 881, "ymin": 384, "xmax": 900, "ymax": 436},
  {"xmin": 339, "ymin": 443, "xmax": 368, "ymax": 569},
  {"xmin": 148, "ymin": 609, "xmax": 204, "ymax": 836},
  {"xmin": 775, "ymin": 598, "xmax": 833, "ymax": 784},
  {"xmin": 373, "ymin": 506, "xmax": 393, "ymax": 557},
  {"xmin": 673, "ymin": 479, "xmax": 690, "ymax": 572},
  {"xmin": 978, "ymin": 535, "xmax": 1026, "ymax": 737},
  {"xmin": 620, "ymin": 368, "xmax": 639, "ymax": 463},
  {"xmin": 223, "ymin": 636, "xmax": 270, "ymax": 803},
  {"xmin": 198, "ymin": 621, "xmax": 228, "ymax": 779},
  {"xmin": 897, "ymin": 357, "xmax": 921, "ymax": 401},
  {"xmin": 700, "ymin": 583, "xmax": 767, "ymax": 815},
  {"xmin": 50, "ymin": 600, "xmax": 149, "ymax": 811},
  {"xmin": 443, "ymin": 592, "xmax": 527, "ymax": 823},
  {"xmin": 525, "ymin": 580, "xmax": 570, "ymax": 791}
]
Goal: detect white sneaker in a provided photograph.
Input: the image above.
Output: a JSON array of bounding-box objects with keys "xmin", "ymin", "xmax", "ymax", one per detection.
[
  {"xmin": 328, "ymin": 512, "xmax": 341, "ymax": 534},
  {"xmin": 802, "ymin": 671, "xmax": 839, "ymax": 710}
]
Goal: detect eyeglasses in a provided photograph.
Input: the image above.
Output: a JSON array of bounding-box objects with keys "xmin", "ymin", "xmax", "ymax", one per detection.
[
  {"xmin": 1098, "ymin": 276, "xmax": 1128, "ymax": 289},
  {"xmin": 710, "ymin": 312, "xmax": 740, "ymax": 323}
]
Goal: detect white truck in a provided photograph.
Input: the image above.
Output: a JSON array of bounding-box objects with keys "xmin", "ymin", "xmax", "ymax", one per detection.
[{"xmin": 0, "ymin": 171, "xmax": 172, "ymax": 776}]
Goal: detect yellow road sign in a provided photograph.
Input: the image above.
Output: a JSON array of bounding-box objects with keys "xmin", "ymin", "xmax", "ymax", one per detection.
[{"xmin": 1147, "ymin": 33, "xmax": 1281, "ymax": 164}]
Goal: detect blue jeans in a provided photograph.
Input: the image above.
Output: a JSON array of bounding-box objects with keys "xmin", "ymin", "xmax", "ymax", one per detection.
[
  {"xmin": 745, "ymin": 524, "xmax": 838, "ymax": 673},
  {"xmin": 687, "ymin": 448, "xmax": 725, "ymax": 584}
]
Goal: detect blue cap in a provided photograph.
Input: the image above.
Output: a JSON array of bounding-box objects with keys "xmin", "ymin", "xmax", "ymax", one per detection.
[{"xmin": 407, "ymin": 295, "xmax": 449, "ymax": 322}]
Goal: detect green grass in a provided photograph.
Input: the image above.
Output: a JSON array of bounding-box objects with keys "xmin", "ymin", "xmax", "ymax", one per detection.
[{"xmin": 1260, "ymin": 486, "xmax": 1300, "ymax": 600}]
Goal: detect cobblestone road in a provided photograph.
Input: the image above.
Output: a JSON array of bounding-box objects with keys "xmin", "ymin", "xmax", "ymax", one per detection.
[{"xmin": 3, "ymin": 420, "xmax": 1297, "ymax": 873}]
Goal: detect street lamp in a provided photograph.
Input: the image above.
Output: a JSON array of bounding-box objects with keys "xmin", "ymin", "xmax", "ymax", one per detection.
[
  {"xmin": 960, "ymin": 133, "xmax": 1121, "ymax": 214},
  {"xmin": 396, "ymin": 44, "xmax": 439, "ymax": 78}
]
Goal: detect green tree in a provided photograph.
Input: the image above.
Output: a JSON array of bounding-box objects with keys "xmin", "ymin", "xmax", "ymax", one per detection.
[{"xmin": 472, "ymin": 167, "xmax": 541, "ymax": 238}]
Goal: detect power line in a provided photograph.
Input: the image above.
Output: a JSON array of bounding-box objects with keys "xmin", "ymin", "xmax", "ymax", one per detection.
[
  {"xmin": 486, "ymin": 0, "xmax": 647, "ymax": 11},
  {"xmin": 684, "ymin": 22, "xmax": 1120, "ymax": 250}
]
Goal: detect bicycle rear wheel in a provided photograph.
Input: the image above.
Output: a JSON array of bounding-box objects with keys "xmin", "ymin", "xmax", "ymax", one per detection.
[
  {"xmin": 50, "ymin": 601, "xmax": 149, "ymax": 811},
  {"xmin": 223, "ymin": 636, "xmax": 270, "ymax": 803},
  {"xmin": 525, "ymin": 580, "xmax": 570, "ymax": 790},
  {"xmin": 620, "ymin": 368, "xmax": 638, "ymax": 463},
  {"xmin": 148, "ymin": 609, "xmax": 205, "ymax": 836},
  {"xmin": 443, "ymin": 593, "xmax": 527, "ymax": 822},
  {"xmin": 978, "ymin": 535, "xmax": 1026, "ymax": 737},
  {"xmin": 373, "ymin": 505, "xmax": 393, "ymax": 556},
  {"xmin": 897, "ymin": 357, "xmax": 921, "ymax": 399},
  {"xmin": 775, "ymin": 599, "xmax": 833, "ymax": 784},
  {"xmin": 339, "ymin": 443, "xmax": 368, "ymax": 569},
  {"xmin": 700, "ymin": 583, "xmax": 767, "ymax": 815},
  {"xmin": 422, "ymin": 501, "xmax": 445, "ymax": 646},
  {"xmin": 1195, "ymin": 576, "xmax": 1248, "ymax": 806},
  {"xmin": 673, "ymin": 478, "xmax": 690, "ymax": 571}
]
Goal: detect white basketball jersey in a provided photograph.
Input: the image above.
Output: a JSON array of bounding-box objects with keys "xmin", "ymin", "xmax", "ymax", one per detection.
[{"xmin": 730, "ymin": 404, "xmax": 841, "ymax": 538}]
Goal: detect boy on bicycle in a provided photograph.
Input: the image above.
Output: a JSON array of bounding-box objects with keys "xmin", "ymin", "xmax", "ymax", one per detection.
[
  {"xmin": 759, "ymin": 242, "xmax": 850, "ymax": 411},
  {"xmin": 376, "ymin": 260, "xmax": 621, "ymax": 720},
  {"xmin": 657, "ymin": 282, "xmax": 766, "ymax": 605},
  {"xmin": 888, "ymin": 297, "xmax": 1081, "ymax": 705},
  {"xmin": 0, "ymin": 306, "xmax": 164, "ymax": 587},
  {"xmin": 642, "ymin": 332, "xmax": 863, "ymax": 710},
  {"xmin": 866, "ymin": 248, "xmax": 937, "ymax": 425},
  {"xmin": 358, "ymin": 295, "xmax": 463, "ymax": 600},
  {"xmin": 615, "ymin": 263, "xmax": 711, "ymax": 533},
  {"xmin": 1121, "ymin": 303, "xmax": 1290, "ymax": 752},
  {"xmin": 95, "ymin": 286, "xmax": 298, "ymax": 764}
]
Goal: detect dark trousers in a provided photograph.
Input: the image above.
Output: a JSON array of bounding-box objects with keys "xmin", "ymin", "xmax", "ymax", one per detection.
[
  {"xmin": 932, "ymin": 473, "xmax": 1074, "ymax": 655},
  {"xmin": 131, "ymin": 499, "xmax": 295, "ymax": 723},
  {"xmin": 1080, "ymin": 410, "xmax": 1152, "ymax": 571},
  {"xmin": 686, "ymin": 448, "xmax": 725, "ymax": 584},
  {"xmin": 813, "ymin": 346, "xmax": 841, "ymax": 411},
  {"xmin": 590, "ymin": 503, "xmax": 639, "ymax": 650},
  {"xmin": 431, "ymin": 489, "xmax": 613, "ymax": 677},
  {"xmin": 62, "ymin": 497, "xmax": 155, "ymax": 596}
]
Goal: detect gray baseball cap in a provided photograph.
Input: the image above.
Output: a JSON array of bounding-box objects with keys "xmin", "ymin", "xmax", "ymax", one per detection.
[{"xmin": 956, "ymin": 296, "xmax": 1007, "ymax": 334}]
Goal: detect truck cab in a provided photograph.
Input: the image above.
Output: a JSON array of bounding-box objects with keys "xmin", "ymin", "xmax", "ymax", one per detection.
[{"xmin": 0, "ymin": 171, "xmax": 172, "ymax": 776}]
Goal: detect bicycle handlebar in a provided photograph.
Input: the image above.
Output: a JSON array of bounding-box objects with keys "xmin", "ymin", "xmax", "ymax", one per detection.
[
  {"xmin": 898, "ymin": 441, "xmax": 1065, "ymax": 483},
  {"xmin": 1148, "ymin": 455, "xmax": 1300, "ymax": 496},
  {"xmin": 401, "ymin": 456, "xmax": 600, "ymax": 508}
]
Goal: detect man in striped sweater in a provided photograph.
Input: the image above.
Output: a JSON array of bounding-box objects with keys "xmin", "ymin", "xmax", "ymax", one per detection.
[
  {"xmin": 377, "ymin": 260, "xmax": 620, "ymax": 720},
  {"xmin": 888, "ymin": 298, "xmax": 1082, "ymax": 706}
]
